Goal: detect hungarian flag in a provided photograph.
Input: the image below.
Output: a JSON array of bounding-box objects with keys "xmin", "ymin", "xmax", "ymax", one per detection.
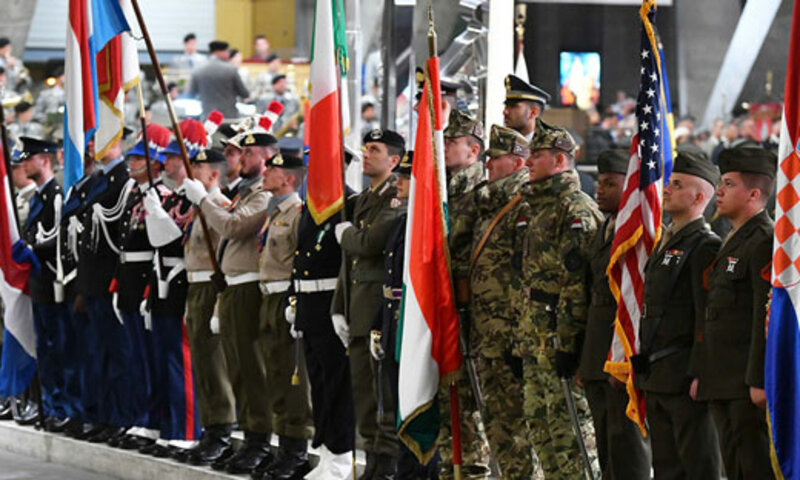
[
  {"xmin": 64, "ymin": 0, "xmax": 130, "ymax": 192},
  {"xmin": 307, "ymin": 0, "xmax": 349, "ymax": 225},
  {"xmin": 767, "ymin": 1, "xmax": 800, "ymax": 477},
  {"xmin": 95, "ymin": 0, "xmax": 140, "ymax": 159},
  {"xmin": 397, "ymin": 53, "xmax": 462, "ymax": 463},
  {"xmin": 0, "ymin": 144, "xmax": 38, "ymax": 397}
]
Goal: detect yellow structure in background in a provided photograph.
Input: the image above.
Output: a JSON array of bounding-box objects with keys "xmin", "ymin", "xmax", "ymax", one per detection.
[{"xmin": 215, "ymin": 0, "xmax": 296, "ymax": 59}]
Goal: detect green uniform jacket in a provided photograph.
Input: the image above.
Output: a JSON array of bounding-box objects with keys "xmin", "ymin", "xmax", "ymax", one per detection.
[
  {"xmin": 331, "ymin": 175, "xmax": 400, "ymax": 337},
  {"xmin": 512, "ymin": 169, "xmax": 602, "ymax": 356},
  {"xmin": 448, "ymin": 161, "xmax": 486, "ymax": 280},
  {"xmin": 637, "ymin": 218, "xmax": 721, "ymax": 394},
  {"xmin": 578, "ymin": 216, "xmax": 616, "ymax": 381},
  {"xmin": 697, "ymin": 209, "xmax": 772, "ymax": 400}
]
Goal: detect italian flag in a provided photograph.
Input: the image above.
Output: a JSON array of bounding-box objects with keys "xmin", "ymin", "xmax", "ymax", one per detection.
[
  {"xmin": 307, "ymin": 0, "xmax": 348, "ymax": 225},
  {"xmin": 397, "ymin": 55, "xmax": 462, "ymax": 464}
]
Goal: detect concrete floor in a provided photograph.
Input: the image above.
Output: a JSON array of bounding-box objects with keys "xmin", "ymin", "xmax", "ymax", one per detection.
[{"xmin": 0, "ymin": 449, "xmax": 117, "ymax": 480}]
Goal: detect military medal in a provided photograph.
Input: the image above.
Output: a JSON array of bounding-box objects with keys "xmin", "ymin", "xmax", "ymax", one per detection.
[{"xmin": 726, "ymin": 257, "xmax": 739, "ymax": 273}]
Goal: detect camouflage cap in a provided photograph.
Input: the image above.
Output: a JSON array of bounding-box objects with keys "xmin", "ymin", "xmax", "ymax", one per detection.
[
  {"xmin": 485, "ymin": 125, "xmax": 529, "ymax": 158},
  {"xmin": 443, "ymin": 110, "xmax": 484, "ymax": 142},
  {"xmin": 529, "ymin": 120, "xmax": 577, "ymax": 156}
]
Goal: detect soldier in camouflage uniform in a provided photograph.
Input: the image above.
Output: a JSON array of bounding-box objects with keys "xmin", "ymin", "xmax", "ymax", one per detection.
[
  {"xmin": 438, "ymin": 109, "xmax": 489, "ymax": 475},
  {"xmin": 469, "ymin": 125, "xmax": 533, "ymax": 478},
  {"xmin": 513, "ymin": 122, "xmax": 602, "ymax": 479}
]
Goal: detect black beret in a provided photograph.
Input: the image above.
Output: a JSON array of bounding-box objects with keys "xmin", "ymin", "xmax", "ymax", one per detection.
[
  {"xmin": 191, "ymin": 148, "xmax": 226, "ymax": 164},
  {"xmin": 672, "ymin": 149, "xmax": 719, "ymax": 186},
  {"xmin": 266, "ymin": 153, "xmax": 304, "ymax": 169},
  {"xmin": 394, "ymin": 151, "xmax": 413, "ymax": 175},
  {"xmin": 597, "ymin": 149, "xmax": 629, "ymax": 175},
  {"xmin": 240, "ymin": 131, "xmax": 278, "ymax": 147},
  {"xmin": 208, "ymin": 40, "xmax": 229, "ymax": 52},
  {"xmin": 504, "ymin": 74, "xmax": 551, "ymax": 107},
  {"xmin": 19, "ymin": 136, "xmax": 58, "ymax": 159},
  {"xmin": 363, "ymin": 128, "xmax": 405, "ymax": 151},
  {"xmin": 718, "ymin": 147, "xmax": 777, "ymax": 179},
  {"xmin": 14, "ymin": 101, "xmax": 32, "ymax": 114}
]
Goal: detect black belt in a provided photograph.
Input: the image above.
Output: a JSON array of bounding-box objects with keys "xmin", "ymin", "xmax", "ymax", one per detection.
[{"xmin": 647, "ymin": 343, "xmax": 690, "ymax": 364}]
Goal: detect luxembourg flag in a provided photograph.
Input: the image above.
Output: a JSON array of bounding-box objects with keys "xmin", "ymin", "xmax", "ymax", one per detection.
[
  {"xmin": 766, "ymin": 1, "xmax": 800, "ymax": 477},
  {"xmin": 64, "ymin": 0, "xmax": 130, "ymax": 192},
  {"xmin": 397, "ymin": 51, "xmax": 462, "ymax": 464},
  {"xmin": 0, "ymin": 143, "xmax": 38, "ymax": 397},
  {"xmin": 306, "ymin": 0, "xmax": 348, "ymax": 225}
]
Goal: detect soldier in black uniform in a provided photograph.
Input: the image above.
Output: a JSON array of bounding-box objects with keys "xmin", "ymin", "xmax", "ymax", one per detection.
[
  {"xmin": 18, "ymin": 137, "xmax": 67, "ymax": 431},
  {"xmin": 635, "ymin": 149, "xmax": 722, "ymax": 479},
  {"xmin": 696, "ymin": 146, "xmax": 775, "ymax": 479},
  {"xmin": 579, "ymin": 149, "xmax": 651, "ymax": 479},
  {"xmin": 289, "ymin": 148, "xmax": 357, "ymax": 480}
]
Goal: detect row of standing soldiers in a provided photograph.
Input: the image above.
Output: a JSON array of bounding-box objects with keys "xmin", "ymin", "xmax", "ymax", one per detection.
[{"xmin": 13, "ymin": 72, "xmax": 778, "ymax": 480}]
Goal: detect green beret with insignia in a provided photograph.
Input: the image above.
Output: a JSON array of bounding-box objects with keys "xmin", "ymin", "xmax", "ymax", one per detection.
[
  {"xmin": 485, "ymin": 125, "xmax": 529, "ymax": 158},
  {"xmin": 672, "ymin": 145, "xmax": 719, "ymax": 186},
  {"xmin": 191, "ymin": 148, "xmax": 226, "ymax": 164},
  {"xmin": 529, "ymin": 121, "xmax": 577, "ymax": 156},
  {"xmin": 241, "ymin": 131, "xmax": 278, "ymax": 148},
  {"xmin": 266, "ymin": 153, "xmax": 304, "ymax": 169},
  {"xmin": 718, "ymin": 146, "xmax": 777, "ymax": 179},
  {"xmin": 444, "ymin": 110, "xmax": 484, "ymax": 143},
  {"xmin": 363, "ymin": 128, "xmax": 405, "ymax": 151},
  {"xmin": 597, "ymin": 149, "xmax": 629, "ymax": 175},
  {"xmin": 504, "ymin": 74, "xmax": 551, "ymax": 107},
  {"xmin": 394, "ymin": 151, "xmax": 413, "ymax": 175}
]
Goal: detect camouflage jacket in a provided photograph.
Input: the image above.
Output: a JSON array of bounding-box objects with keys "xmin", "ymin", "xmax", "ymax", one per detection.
[
  {"xmin": 469, "ymin": 167, "xmax": 530, "ymax": 358},
  {"xmin": 448, "ymin": 161, "xmax": 486, "ymax": 280},
  {"xmin": 511, "ymin": 169, "xmax": 602, "ymax": 357}
]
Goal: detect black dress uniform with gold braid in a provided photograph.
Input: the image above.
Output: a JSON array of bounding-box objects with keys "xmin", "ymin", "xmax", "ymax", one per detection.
[
  {"xmin": 697, "ymin": 147, "xmax": 775, "ymax": 479},
  {"xmin": 635, "ymin": 150, "xmax": 722, "ymax": 479},
  {"xmin": 77, "ymin": 153, "xmax": 134, "ymax": 435},
  {"xmin": 293, "ymin": 189, "xmax": 357, "ymax": 465},
  {"xmin": 19, "ymin": 137, "xmax": 70, "ymax": 424},
  {"xmin": 579, "ymin": 149, "xmax": 651, "ymax": 480}
]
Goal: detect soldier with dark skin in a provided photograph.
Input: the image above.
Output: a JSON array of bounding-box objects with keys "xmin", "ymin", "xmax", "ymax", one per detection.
[
  {"xmin": 513, "ymin": 122, "xmax": 601, "ymax": 479},
  {"xmin": 331, "ymin": 128, "xmax": 403, "ymax": 479},
  {"xmin": 579, "ymin": 149, "xmax": 652, "ymax": 480},
  {"xmin": 469, "ymin": 125, "xmax": 533, "ymax": 478},
  {"xmin": 635, "ymin": 149, "xmax": 722, "ymax": 479},
  {"xmin": 695, "ymin": 146, "xmax": 776, "ymax": 479}
]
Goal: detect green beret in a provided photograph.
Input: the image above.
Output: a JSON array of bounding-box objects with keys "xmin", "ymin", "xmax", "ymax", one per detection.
[
  {"xmin": 672, "ymin": 149, "xmax": 719, "ymax": 186},
  {"xmin": 529, "ymin": 120, "xmax": 577, "ymax": 156},
  {"xmin": 596, "ymin": 149, "xmax": 629, "ymax": 175},
  {"xmin": 718, "ymin": 147, "xmax": 777, "ymax": 179},
  {"xmin": 443, "ymin": 110, "xmax": 484, "ymax": 143},
  {"xmin": 485, "ymin": 125, "xmax": 529, "ymax": 158}
]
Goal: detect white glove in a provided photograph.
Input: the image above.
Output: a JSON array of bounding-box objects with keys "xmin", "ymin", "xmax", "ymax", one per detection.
[
  {"xmin": 285, "ymin": 304, "xmax": 296, "ymax": 325},
  {"xmin": 334, "ymin": 222, "xmax": 353, "ymax": 244},
  {"xmin": 143, "ymin": 188, "xmax": 162, "ymax": 215},
  {"xmin": 140, "ymin": 299, "xmax": 152, "ymax": 331},
  {"xmin": 331, "ymin": 314, "xmax": 350, "ymax": 348},
  {"xmin": 289, "ymin": 324, "xmax": 301, "ymax": 340},
  {"xmin": 209, "ymin": 315, "xmax": 220, "ymax": 334},
  {"xmin": 144, "ymin": 189, "xmax": 182, "ymax": 247},
  {"xmin": 370, "ymin": 330, "xmax": 385, "ymax": 361},
  {"xmin": 183, "ymin": 178, "xmax": 208, "ymax": 205}
]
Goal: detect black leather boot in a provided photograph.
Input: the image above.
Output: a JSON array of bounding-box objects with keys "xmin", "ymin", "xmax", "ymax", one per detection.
[
  {"xmin": 188, "ymin": 424, "xmax": 234, "ymax": 466},
  {"xmin": 256, "ymin": 436, "xmax": 310, "ymax": 480},
  {"xmin": 372, "ymin": 453, "xmax": 398, "ymax": 480},
  {"xmin": 359, "ymin": 452, "xmax": 377, "ymax": 480},
  {"xmin": 225, "ymin": 432, "xmax": 272, "ymax": 474}
]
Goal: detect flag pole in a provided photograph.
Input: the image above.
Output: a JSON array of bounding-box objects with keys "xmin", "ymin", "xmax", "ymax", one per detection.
[
  {"xmin": 129, "ymin": 0, "xmax": 225, "ymax": 293},
  {"xmin": 135, "ymin": 82, "xmax": 155, "ymax": 189},
  {"xmin": 426, "ymin": 5, "xmax": 462, "ymax": 479}
]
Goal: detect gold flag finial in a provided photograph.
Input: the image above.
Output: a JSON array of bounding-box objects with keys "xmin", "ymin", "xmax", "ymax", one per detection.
[
  {"xmin": 427, "ymin": 3, "xmax": 437, "ymax": 57},
  {"xmin": 515, "ymin": 4, "xmax": 527, "ymax": 41}
]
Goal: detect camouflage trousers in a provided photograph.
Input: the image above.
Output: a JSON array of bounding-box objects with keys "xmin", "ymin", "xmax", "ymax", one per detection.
[
  {"xmin": 523, "ymin": 357, "xmax": 600, "ymax": 480},
  {"xmin": 437, "ymin": 367, "xmax": 490, "ymax": 478},
  {"xmin": 474, "ymin": 356, "xmax": 534, "ymax": 479}
]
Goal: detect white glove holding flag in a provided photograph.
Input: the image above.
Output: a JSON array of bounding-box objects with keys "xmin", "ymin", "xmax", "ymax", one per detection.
[
  {"xmin": 183, "ymin": 178, "xmax": 208, "ymax": 205},
  {"xmin": 334, "ymin": 222, "xmax": 353, "ymax": 244},
  {"xmin": 289, "ymin": 324, "xmax": 301, "ymax": 340},
  {"xmin": 210, "ymin": 315, "xmax": 220, "ymax": 334},
  {"xmin": 331, "ymin": 314, "xmax": 350, "ymax": 348},
  {"xmin": 285, "ymin": 305, "xmax": 296, "ymax": 325},
  {"xmin": 144, "ymin": 189, "xmax": 182, "ymax": 247}
]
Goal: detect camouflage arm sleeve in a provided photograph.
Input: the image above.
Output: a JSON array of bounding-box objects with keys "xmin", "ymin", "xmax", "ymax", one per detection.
[
  {"xmin": 745, "ymin": 234, "xmax": 772, "ymax": 389},
  {"xmin": 556, "ymin": 204, "xmax": 599, "ymax": 353},
  {"xmin": 686, "ymin": 235, "xmax": 720, "ymax": 378}
]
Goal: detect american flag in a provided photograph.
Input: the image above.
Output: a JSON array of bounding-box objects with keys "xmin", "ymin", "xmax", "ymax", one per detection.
[{"xmin": 604, "ymin": 0, "xmax": 674, "ymax": 435}]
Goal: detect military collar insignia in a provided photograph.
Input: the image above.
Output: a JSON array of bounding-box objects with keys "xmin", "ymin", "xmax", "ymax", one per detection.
[{"xmin": 726, "ymin": 257, "xmax": 739, "ymax": 273}]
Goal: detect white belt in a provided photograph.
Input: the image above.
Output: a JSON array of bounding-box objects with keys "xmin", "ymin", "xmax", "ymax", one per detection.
[
  {"xmin": 224, "ymin": 272, "xmax": 261, "ymax": 286},
  {"xmin": 259, "ymin": 280, "xmax": 291, "ymax": 295},
  {"xmin": 294, "ymin": 278, "xmax": 338, "ymax": 293},
  {"xmin": 62, "ymin": 269, "xmax": 78, "ymax": 286},
  {"xmin": 121, "ymin": 251, "xmax": 154, "ymax": 263},
  {"xmin": 161, "ymin": 256, "xmax": 184, "ymax": 268},
  {"xmin": 187, "ymin": 270, "xmax": 214, "ymax": 284}
]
